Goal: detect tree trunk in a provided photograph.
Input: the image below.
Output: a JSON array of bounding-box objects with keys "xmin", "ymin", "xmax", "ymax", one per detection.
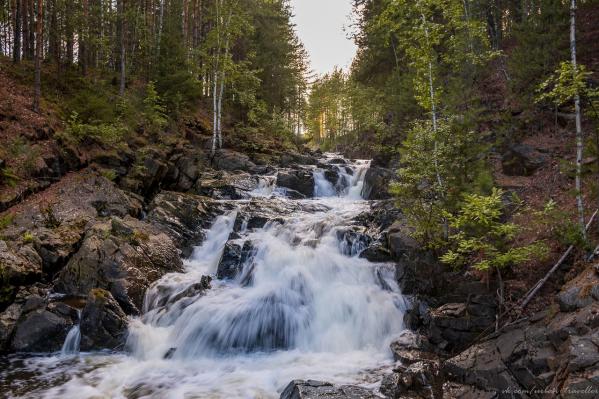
[
  {"xmin": 13, "ymin": 0, "xmax": 21, "ymax": 63},
  {"xmin": 65, "ymin": 2, "xmax": 73, "ymax": 64},
  {"xmin": 33, "ymin": 0, "xmax": 42, "ymax": 113},
  {"xmin": 211, "ymin": 70, "xmax": 218, "ymax": 155},
  {"xmin": 118, "ymin": 0, "xmax": 125, "ymax": 95},
  {"xmin": 571, "ymin": 0, "xmax": 586, "ymax": 239},
  {"xmin": 80, "ymin": 0, "xmax": 88, "ymax": 75}
]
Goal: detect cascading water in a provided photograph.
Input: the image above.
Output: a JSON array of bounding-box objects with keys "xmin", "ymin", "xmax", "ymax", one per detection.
[
  {"xmin": 60, "ymin": 309, "xmax": 82, "ymax": 356},
  {"xmin": 3, "ymin": 154, "xmax": 406, "ymax": 399}
]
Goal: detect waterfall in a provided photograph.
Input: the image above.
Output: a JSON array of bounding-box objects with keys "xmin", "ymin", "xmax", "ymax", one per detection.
[
  {"xmin": 60, "ymin": 309, "xmax": 81, "ymax": 355},
  {"xmin": 9, "ymin": 154, "xmax": 407, "ymax": 399}
]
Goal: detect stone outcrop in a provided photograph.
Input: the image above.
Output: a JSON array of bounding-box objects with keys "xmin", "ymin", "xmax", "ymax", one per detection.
[
  {"xmin": 501, "ymin": 144, "xmax": 547, "ymax": 176},
  {"xmin": 276, "ymin": 169, "xmax": 315, "ymax": 197},
  {"xmin": 53, "ymin": 216, "xmax": 183, "ymax": 314},
  {"xmin": 80, "ymin": 288, "xmax": 128, "ymax": 350},
  {"xmin": 361, "ymin": 167, "xmax": 394, "ymax": 200},
  {"xmin": 280, "ymin": 380, "xmax": 379, "ymax": 399}
]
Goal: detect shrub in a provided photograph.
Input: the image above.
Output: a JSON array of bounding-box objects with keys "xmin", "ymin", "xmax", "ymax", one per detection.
[
  {"xmin": 440, "ymin": 188, "xmax": 547, "ymax": 271},
  {"xmin": 0, "ymin": 214, "xmax": 14, "ymax": 230},
  {"xmin": 59, "ymin": 111, "xmax": 125, "ymax": 145},
  {"xmin": 390, "ymin": 116, "xmax": 490, "ymax": 247},
  {"xmin": 142, "ymin": 82, "xmax": 168, "ymax": 135},
  {"xmin": 1, "ymin": 168, "xmax": 19, "ymax": 187}
]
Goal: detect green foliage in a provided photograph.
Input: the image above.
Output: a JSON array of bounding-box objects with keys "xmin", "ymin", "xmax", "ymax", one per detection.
[
  {"xmin": 0, "ymin": 214, "xmax": 14, "ymax": 230},
  {"xmin": 142, "ymin": 82, "xmax": 168, "ymax": 135},
  {"xmin": 537, "ymin": 62, "xmax": 596, "ymax": 106},
  {"xmin": 508, "ymin": 0, "xmax": 569, "ymax": 110},
  {"xmin": 1, "ymin": 168, "xmax": 19, "ymax": 187},
  {"xmin": 100, "ymin": 169, "xmax": 118, "ymax": 181},
  {"xmin": 7, "ymin": 136, "xmax": 28, "ymax": 157},
  {"xmin": 22, "ymin": 231, "xmax": 35, "ymax": 244},
  {"xmin": 59, "ymin": 112, "xmax": 125, "ymax": 145},
  {"xmin": 441, "ymin": 188, "xmax": 547, "ymax": 271},
  {"xmin": 390, "ymin": 117, "xmax": 490, "ymax": 245}
]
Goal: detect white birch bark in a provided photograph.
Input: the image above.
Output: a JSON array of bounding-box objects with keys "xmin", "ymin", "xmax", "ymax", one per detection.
[{"xmin": 571, "ymin": 0, "xmax": 586, "ymax": 239}]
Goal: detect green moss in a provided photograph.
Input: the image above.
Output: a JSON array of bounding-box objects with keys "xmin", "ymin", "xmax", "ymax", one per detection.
[
  {"xmin": 130, "ymin": 230, "xmax": 150, "ymax": 245},
  {"xmin": 22, "ymin": 231, "xmax": 34, "ymax": 244},
  {"xmin": 100, "ymin": 169, "xmax": 118, "ymax": 181},
  {"xmin": 0, "ymin": 214, "xmax": 14, "ymax": 230}
]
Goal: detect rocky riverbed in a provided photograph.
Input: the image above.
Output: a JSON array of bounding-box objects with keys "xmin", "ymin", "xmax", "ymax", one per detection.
[{"xmin": 0, "ymin": 149, "xmax": 598, "ymax": 398}]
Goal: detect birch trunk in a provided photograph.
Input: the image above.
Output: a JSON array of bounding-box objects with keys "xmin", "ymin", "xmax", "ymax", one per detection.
[{"xmin": 571, "ymin": 0, "xmax": 586, "ymax": 239}]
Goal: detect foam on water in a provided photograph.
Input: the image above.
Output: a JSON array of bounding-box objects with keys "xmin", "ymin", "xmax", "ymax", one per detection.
[{"xmin": 1, "ymin": 154, "xmax": 406, "ymax": 399}]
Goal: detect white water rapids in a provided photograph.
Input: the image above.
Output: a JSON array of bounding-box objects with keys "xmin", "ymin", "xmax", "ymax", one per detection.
[{"xmin": 2, "ymin": 156, "xmax": 407, "ymax": 398}]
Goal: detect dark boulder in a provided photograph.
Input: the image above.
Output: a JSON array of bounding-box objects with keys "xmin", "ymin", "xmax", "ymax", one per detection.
[
  {"xmin": 213, "ymin": 149, "xmax": 256, "ymax": 172},
  {"xmin": 327, "ymin": 158, "xmax": 347, "ymax": 165},
  {"xmin": 11, "ymin": 309, "xmax": 72, "ymax": 352},
  {"xmin": 53, "ymin": 217, "xmax": 183, "ymax": 314},
  {"xmin": 279, "ymin": 153, "xmax": 318, "ymax": 167},
  {"xmin": 324, "ymin": 169, "xmax": 340, "ymax": 186},
  {"xmin": 80, "ymin": 288, "xmax": 128, "ymax": 351},
  {"xmin": 501, "ymin": 144, "xmax": 547, "ymax": 176},
  {"xmin": 359, "ymin": 242, "xmax": 392, "ymax": 263},
  {"xmin": 277, "ymin": 169, "xmax": 315, "ymax": 197},
  {"xmin": 387, "ymin": 221, "xmax": 444, "ymax": 297},
  {"xmin": 361, "ymin": 167, "xmax": 394, "ymax": 200},
  {"xmin": 216, "ymin": 240, "xmax": 256, "ymax": 280},
  {"xmin": 280, "ymin": 380, "xmax": 379, "ymax": 399},
  {"xmin": 194, "ymin": 171, "xmax": 258, "ymax": 199},
  {"xmin": 146, "ymin": 191, "xmax": 225, "ymax": 257},
  {"xmin": 6, "ymin": 288, "xmax": 79, "ymax": 352}
]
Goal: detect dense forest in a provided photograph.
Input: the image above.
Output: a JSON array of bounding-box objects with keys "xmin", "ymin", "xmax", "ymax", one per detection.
[
  {"xmin": 1, "ymin": 0, "xmax": 599, "ymax": 398},
  {"xmin": 0, "ymin": 0, "xmax": 309, "ymax": 149}
]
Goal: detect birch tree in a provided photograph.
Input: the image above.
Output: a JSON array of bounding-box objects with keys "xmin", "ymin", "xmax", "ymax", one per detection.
[
  {"xmin": 570, "ymin": 0, "xmax": 585, "ymax": 239},
  {"xmin": 204, "ymin": 0, "xmax": 250, "ymax": 155}
]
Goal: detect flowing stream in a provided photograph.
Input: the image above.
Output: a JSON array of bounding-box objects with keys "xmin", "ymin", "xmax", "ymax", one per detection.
[{"xmin": 1, "ymin": 155, "xmax": 407, "ymax": 398}]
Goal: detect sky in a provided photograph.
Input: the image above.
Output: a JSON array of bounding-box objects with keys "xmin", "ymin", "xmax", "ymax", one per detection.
[{"xmin": 290, "ymin": 0, "xmax": 357, "ymax": 77}]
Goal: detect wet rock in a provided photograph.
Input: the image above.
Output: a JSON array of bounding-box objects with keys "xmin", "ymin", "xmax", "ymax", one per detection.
[
  {"xmin": 381, "ymin": 361, "xmax": 443, "ymax": 399},
  {"xmin": 11, "ymin": 309, "xmax": 72, "ymax": 351},
  {"xmin": 327, "ymin": 158, "xmax": 347, "ymax": 165},
  {"xmin": 195, "ymin": 171, "xmax": 258, "ymax": 199},
  {"xmin": 277, "ymin": 169, "xmax": 315, "ymax": 197},
  {"xmin": 280, "ymin": 380, "xmax": 379, "ymax": 399},
  {"xmin": 359, "ymin": 243, "xmax": 392, "ymax": 263},
  {"xmin": 146, "ymin": 191, "xmax": 225, "ymax": 257},
  {"xmin": 213, "ymin": 149, "xmax": 257, "ymax": 172},
  {"xmin": 217, "ymin": 240, "xmax": 256, "ymax": 280},
  {"xmin": 361, "ymin": 167, "xmax": 394, "ymax": 200},
  {"xmin": 386, "ymin": 219, "xmax": 448, "ymax": 300},
  {"xmin": 501, "ymin": 144, "xmax": 547, "ymax": 176},
  {"xmin": 54, "ymin": 217, "xmax": 183, "ymax": 314},
  {"xmin": 0, "ymin": 303, "xmax": 23, "ymax": 351},
  {"xmin": 390, "ymin": 330, "xmax": 437, "ymax": 365},
  {"xmin": 80, "ymin": 288, "xmax": 128, "ymax": 351},
  {"xmin": 336, "ymin": 227, "xmax": 372, "ymax": 256},
  {"xmin": 280, "ymin": 153, "xmax": 318, "ymax": 167},
  {"xmin": 324, "ymin": 169, "xmax": 340, "ymax": 186}
]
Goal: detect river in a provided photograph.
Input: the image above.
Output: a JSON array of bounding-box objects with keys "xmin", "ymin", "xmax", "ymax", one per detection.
[{"xmin": 1, "ymin": 155, "xmax": 407, "ymax": 398}]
